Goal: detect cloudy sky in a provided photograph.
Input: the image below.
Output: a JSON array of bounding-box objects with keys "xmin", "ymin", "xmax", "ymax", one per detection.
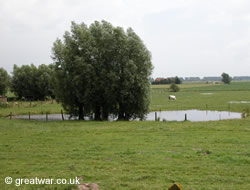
[{"xmin": 0, "ymin": 0, "xmax": 249, "ymax": 78}]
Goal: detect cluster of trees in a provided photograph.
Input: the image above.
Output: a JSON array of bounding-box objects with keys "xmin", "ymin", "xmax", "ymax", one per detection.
[
  {"xmin": 0, "ymin": 65, "xmax": 54, "ymax": 100},
  {"xmin": 11, "ymin": 64, "xmax": 55, "ymax": 100},
  {"xmin": 0, "ymin": 21, "xmax": 152, "ymax": 121},
  {"xmin": 52, "ymin": 21, "xmax": 153, "ymax": 120},
  {"xmin": 152, "ymin": 76, "xmax": 182, "ymax": 85}
]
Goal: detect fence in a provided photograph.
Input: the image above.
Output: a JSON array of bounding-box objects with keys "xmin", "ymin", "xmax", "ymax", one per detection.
[{"xmin": 7, "ymin": 110, "xmax": 66, "ymax": 121}]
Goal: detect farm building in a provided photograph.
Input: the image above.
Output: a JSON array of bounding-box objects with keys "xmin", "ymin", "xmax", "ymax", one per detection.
[{"xmin": 0, "ymin": 96, "xmax": 7, "ymax": 103}]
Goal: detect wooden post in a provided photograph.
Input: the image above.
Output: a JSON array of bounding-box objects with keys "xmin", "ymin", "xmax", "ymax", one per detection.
[
  {"xmin": 155, "ymin": 112, "xmax": 157, "ymax": 121},
  {"xmin": 46, "ymin": 112, "xmax": 48, "ymax": 121},
  {"xmin": 185, "ymin": 113, "xmax": 187, "ymax": 121},
  {"xmin": 29, "ymin": 112, "xmax": 30, "ymax": 120},
  {"xmin": 61, "ymin": 109, "xmax": 64, "ymax": 121}
]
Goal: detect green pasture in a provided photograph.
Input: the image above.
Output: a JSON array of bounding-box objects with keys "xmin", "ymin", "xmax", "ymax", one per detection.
[
  {"xmin": 0, "ymin": 118, "xmax": 250, "ymax": 190},
  {"xmin": 151, "ymin": 82, "xmax": 250, "ymax": 112}
]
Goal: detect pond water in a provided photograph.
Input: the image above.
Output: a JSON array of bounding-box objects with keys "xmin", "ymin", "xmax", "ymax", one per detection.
[
  {"xmin": 228, "ymin": 101, "xmax": 250, "ymax": 104},
  {"xmin": 16, "ymin": 110, "xmax": 242, "ymax": 122},
  {"xmin": 147, "ymin": 110, "xmax": 242, "ymax": 122}
]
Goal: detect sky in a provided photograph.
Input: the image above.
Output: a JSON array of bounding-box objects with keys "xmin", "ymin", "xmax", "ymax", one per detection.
[{"xmin": 0, "ymin": 0, "xmax": 249, "ymax": 78}]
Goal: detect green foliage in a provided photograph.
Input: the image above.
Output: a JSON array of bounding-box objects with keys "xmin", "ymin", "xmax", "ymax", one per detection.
[
  {"xmin": 221, "ymin": 72, "xmax": 232, "ymax": 84},
  {"xmin": 11, "ymin": 64, "xmax": 55, "ymax": 100},
  {"xmin": 174, "ymin": 76, "xmax": 182, "ymax": 84},
  {"xmin": 52, "ymin": 20, "xmax": 153, "ymax": 120},
  {"xmin": 0, "ymin": 67, "xmax": 10, "ymax": 95},
  {"xmin": 169, "ymin": 83, "xmax": 180, "ymax": 92}
]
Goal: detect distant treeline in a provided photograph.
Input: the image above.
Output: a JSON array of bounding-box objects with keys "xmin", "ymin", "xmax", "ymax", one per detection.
[
  {"xmin": 151, "ymin": 76, "xmax": 250, "ymax": 84},
  {"xmin": 151, "ymin": 76, "xmax": 182, "ymax": 85}
]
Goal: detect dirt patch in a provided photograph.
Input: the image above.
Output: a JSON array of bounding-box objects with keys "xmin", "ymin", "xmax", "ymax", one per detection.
[{"xmin": 78, "ymin": 183, "xmax": 99, "ymax": 190}]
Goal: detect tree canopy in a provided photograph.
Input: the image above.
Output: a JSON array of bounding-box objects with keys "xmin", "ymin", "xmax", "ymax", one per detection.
[
  {"xmin": 11, "ymin": 64, "xmax": 54, "ymax": 100},
  {"xmin": 52, "ymin": 21, "xmax": 153, "ymax": 120},
  {"xmin": 0, "ymin": 67, "xmax": 10, "ymax": 95},
  {"xmin": 221, "ymin": 72, "xmax": 232, "ymax": 84}
]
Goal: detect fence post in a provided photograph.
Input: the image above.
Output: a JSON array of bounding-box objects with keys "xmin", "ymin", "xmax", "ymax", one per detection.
[
  {"xmin": 185, "ymin": 113, "xmax": 187, "ymax": 121},
  {"xmin": 155, "ymin": 112, "xmax": 157, "ymax": 121},
  {"xmin": 61, "ymin": 109, "xmax": 64, "ymax": 121}
]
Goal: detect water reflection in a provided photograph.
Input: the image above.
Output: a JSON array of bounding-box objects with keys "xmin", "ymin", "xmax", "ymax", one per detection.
[{"xmin": 147, "ymin": 110, "xmax": 242, "ymax": 121}]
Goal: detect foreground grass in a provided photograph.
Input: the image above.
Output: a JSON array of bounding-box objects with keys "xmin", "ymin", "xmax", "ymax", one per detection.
[{"xmin": 0, "ymin": 118, "xmax": 249, "ymax": 189}]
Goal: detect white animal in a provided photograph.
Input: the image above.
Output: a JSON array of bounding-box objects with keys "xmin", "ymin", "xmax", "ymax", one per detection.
[{"xmin": 168, "ymin": 95, "xmax": 176, "ymax": 101}]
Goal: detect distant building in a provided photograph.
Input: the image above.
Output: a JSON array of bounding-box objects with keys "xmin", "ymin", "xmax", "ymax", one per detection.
[
  {"xmin": 185, "ymin": 77, "xmax": 201, "ymax": 81},
  {"xmin": 202, "ymin": 76, "xmax": 221, "ymax": 81},
  {"xmin": 155, "ymin": 78, "xmax": 166, "ymax": 82},
  {"xmin": 233, "ymin": 76, "xmax": 250, "ymax": 81}
]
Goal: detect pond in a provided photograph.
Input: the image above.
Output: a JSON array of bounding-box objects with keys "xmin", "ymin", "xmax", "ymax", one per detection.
[
  {"xmin": 228, "ymin": 101, "xmax": 250, "ymax": 104},
  {"xmin": 147, "ymin": 110, "xmax": 242, "ymax": 122},
  {"xmin": 16, "ymin": 109, "xmax": 242, "ymax": 122}
]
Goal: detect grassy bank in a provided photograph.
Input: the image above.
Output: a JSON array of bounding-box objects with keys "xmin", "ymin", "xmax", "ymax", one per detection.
[
  {"xmin": 1, "ymin": 118, "xmax": 250, "ymax": 189},
  {"xmin": 0, "ymin": 100, "xmax": 62, "ymax": 117}
]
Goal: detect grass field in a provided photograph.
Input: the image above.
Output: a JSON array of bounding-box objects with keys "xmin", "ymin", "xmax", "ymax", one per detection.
[
  {"xmin": 151, "ymin": 82, "xmax": 250, "ymax": 112},
  {"xmin": 0, "ymin": 118, "xmax": 250, "ymax": 190},
  {"xmin": 0, "ymin": 82, "xmax": 250, "ymax": 189}
]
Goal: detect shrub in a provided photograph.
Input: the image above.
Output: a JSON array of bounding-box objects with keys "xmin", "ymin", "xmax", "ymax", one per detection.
[{"xmin": 169, "ymin": 83, "xmax": 180, "ymax": 92}]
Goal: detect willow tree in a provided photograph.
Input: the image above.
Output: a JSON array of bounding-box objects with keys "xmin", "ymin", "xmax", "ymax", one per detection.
[{"xmin": 52, "ymin": 21, "xmax": 153, "ymax": 120}]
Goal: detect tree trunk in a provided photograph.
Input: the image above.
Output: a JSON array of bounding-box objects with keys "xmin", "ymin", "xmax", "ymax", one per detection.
[
  {"xmin": 78, "ymin": 105, "xmax": 84, "ymax": 120},
  {"xmin": 94, "ymin": 105, "xmax": 101, "ymax": 121},
  {"xmin": 102, "ymin": 105, "xmax": 109, "ymax": 121},
  {"xmin": 118, "ymin": 105, "xmax": 125, "ymax": 120}
]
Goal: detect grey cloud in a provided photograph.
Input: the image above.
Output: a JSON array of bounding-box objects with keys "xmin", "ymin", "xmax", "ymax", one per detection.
[{"xmin": 0, "ymin": 0, "xmax": 249, "ymax": 77}]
